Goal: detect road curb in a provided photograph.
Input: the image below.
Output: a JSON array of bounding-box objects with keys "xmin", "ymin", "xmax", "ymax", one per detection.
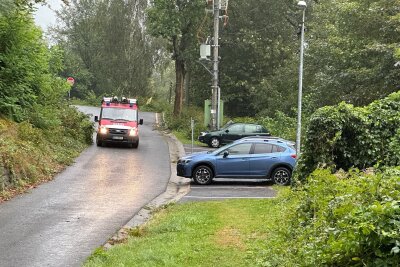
[{"xmin": 103, "ymin": 128, "xmax": 189, "ymax": 249}]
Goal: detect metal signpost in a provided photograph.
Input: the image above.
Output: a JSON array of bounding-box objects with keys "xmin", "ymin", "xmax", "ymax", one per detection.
[
  {"xmin": 66, "ymin": 77, "xmax": 75, "ymax": 101},
  {"xmin": 191, "ymin": 118, "xmax": 194, "ymax": 154}
]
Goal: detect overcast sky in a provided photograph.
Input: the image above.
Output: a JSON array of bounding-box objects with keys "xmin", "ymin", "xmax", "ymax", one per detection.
[{"xmin": 33, "ymin": 0, "xmax": 63, "ymax": 31}]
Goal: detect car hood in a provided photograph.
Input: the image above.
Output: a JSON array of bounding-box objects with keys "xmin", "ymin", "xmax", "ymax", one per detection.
[
  {"xmin": 180, "ymin": 151, "xmax": 210, "ymax": 160},
  {"xmin": 200, "ymin": 129, "xmax": 222, "ymax": 135}
]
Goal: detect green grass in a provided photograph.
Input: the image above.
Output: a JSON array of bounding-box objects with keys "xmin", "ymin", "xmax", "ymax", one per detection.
[
  {"xmin": 84, "ymin": 188, "xmax": 292, "ymax": 267},
  {"xmin": 172, "ymin": 130, "xmax": 205, "ymax": 146}
]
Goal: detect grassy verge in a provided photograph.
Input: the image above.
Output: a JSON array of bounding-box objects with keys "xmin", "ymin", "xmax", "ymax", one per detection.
[
  {"xmin": 0, "ymin": 106, "xmax": 93, "ymax": 201},
  {"xmin": 172, "ymin": 130, "xmax": 205, "ymax": 146},
  {"xmin": 84, "ymin": 188, "xmax": 293, "ymax": 267}
]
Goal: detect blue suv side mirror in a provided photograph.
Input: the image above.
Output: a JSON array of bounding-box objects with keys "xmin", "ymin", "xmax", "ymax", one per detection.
[{"xmin": 223, "ymin": 151, "xmax": 229, "ymax": 158}]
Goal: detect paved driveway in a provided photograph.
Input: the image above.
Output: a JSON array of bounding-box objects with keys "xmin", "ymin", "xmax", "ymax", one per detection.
[{"xmin": 180, "ymin": 144, "xmax": 276, "ymax": 202}]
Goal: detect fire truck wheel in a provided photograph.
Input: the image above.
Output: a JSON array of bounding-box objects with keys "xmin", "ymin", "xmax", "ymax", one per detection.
[
  {"xmin": 96, "ymin": 138, "xmax": 103, "ymax": 147},
  {"xmin": 132, "ymin": 140, "xmax": 139, "ymax": 149}
]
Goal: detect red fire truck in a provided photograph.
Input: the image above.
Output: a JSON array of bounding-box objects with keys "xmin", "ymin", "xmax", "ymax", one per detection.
[{"xmin": 94, "ymin": 97, "xmax": 143, "ymax": 148}]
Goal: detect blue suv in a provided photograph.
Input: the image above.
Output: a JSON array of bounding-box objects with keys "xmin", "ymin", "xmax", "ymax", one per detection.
[{"xmin": 177, "ymin": 138, "xmax": 296, "ymax": 185}]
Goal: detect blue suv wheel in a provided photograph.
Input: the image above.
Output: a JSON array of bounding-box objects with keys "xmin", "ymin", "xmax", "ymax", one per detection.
[
  {"xmin": 271, "ymin": 167, "xmax": 291, "ymax": 185},
  {"xmin": 193, "ymin": 165, "xmax": 213, "ymax": 185}
]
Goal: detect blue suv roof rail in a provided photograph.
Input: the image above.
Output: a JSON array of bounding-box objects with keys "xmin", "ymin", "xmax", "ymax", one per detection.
[{"xmin": 236, "ymin": 136, "xmax": 296, "ymax": 146}]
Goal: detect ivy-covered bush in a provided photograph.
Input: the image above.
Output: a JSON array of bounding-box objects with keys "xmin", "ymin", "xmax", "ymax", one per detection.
[
  {"xmin": 262, "ymin": 168, "xmax": 400, "ymax": 267},
  {"xmin": 297, "ymin": 91, "xmax": 400, "ymax": 180}
]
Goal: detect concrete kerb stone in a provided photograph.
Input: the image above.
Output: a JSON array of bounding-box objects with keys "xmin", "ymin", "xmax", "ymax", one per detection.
[{"xmin": 103, "ymin": 126, "xmax": 189, "ymax": 249}]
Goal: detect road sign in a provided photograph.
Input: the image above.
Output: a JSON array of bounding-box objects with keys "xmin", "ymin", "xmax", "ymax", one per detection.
[{"xmin": 66, "ymin": 77, "xmax": 75, "ymax": 85}]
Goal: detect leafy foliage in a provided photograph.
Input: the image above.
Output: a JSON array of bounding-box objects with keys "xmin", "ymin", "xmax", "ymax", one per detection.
[
  {"xmin": 262, "ymin": 168, "xmax": 400, "ymax": 267},
  {"xmin": 0, "ymin": 106, "xmax": 93, "ymax": 197},
  {"xmin": 0, "ymin": 7, "xmax": 61, "ymax": 120},
  {"xmin": 297, "ymin": 91, "xmax": 400, "ymax": 179},
  {"xmin": 147, "ymin": 0, "xmax": 204, "ymax": 115},
  {"xmin": 305, "ymin": 0, "xmax": 400, "ymax": 110},
  {"xmin": 0, "ymin": 2, "xmax": 93, "ymax": 198},
  {"xmin": 230, "ymin": 111, "xmax": 297, "ymax": 141},
  {"xmin": 55, "ymin": 0, "xmax": 158, "ymax": 99}
]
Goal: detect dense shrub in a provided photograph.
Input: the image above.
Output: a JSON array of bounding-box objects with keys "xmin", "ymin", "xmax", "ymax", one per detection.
[
  {"xmin": 297, "ymin": 91, "xmax": 400, "ymax": 180},
  {"xmin": 0, "ymin": 106, "xmax": 93, "ymax": 198},
  {"xmin": 232, "ymin": 111, "xmax": 297, "ymax": 141},
  {"xmin": 164, "ymin": 105, "xmax": 204, "ymax": 141},
  {"xmin": 262, "ymin": 168, "xmax": 400, "ymax": 267}
]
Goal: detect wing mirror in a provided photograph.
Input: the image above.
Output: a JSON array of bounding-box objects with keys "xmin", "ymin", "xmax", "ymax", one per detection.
[
  {"xmin": 223, "ymin": 151, "xmax": 229, "ymax": 158},
  {"xmin": 139, "ymin": 119, "xmax": 143, "ymax": 125},
  {"xmin": 225, "ymin": 129, "xmax": 229, "ymax": 133},
  {"xmin": 94, "ymin": 116, "xmax": 99, "ymax": 122}
]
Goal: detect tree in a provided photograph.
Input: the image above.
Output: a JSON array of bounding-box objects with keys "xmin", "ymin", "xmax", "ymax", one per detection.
[
  {"xmin": 186, "ymin": 0, "xmax": 300, "ymax": 117},
  {"xmin": 304, "ymin": 0, "xmax": 400, "ymax": 109},
  {"xmin": 55, "ymin": 0, "xmax": 156, "ymax": 98},
  {"xmin": 147, "ymin": 0, "xmax": 204, "ymax": 116},
  {"xmin": 0, "ymin": 3, "xmax": 59, "ymax": 120}
]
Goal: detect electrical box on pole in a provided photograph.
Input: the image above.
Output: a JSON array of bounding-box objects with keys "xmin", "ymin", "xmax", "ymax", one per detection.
[
  {"xmin": 200, "ymin": 44, "xmax": 211, "ymax": 59},
  {"xmin": 220, "ymin": 0, "xmax": 229, "ymax": 10},
  {"xmin": 204, "ymin": 99, "xmax": 224, "ymax": 128},
  {"xmin": 205, "ymin": 0, "xmax": 228, "ymax": 10}
]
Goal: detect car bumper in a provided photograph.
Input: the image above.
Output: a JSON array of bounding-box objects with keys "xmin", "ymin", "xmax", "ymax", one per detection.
[
  {"xmin": 97, "ymin": 133, "xmax": 138, "ymax": 144},
  {"xmin": 176, "ymin": 163, "xmax": 192, "ymax": 178},
  {"xmin": 198, "ymin": 135, "xmax": 208, "ymax": 144}
]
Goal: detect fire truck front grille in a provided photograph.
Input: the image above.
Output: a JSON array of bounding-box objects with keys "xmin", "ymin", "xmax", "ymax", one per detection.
[{"xmin": 109, "ymin": 129, "xmax": 128, "ymax": 135}]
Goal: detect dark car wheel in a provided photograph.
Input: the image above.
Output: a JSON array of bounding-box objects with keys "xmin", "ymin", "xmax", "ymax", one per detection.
[
  {"xmin": 132, "ymin": 140, "xmax": 139, "ymax": 149},
  {"xmin": 96, "ymin": 138, "xmax": 102, "ymax": 147},
  {"xmin": 271, "ymin": 167, "xmax": 291, "ymax": 186},
  {"xmin": 208, "ymin": 137, "xmax": 220, "ymax": 148},
  {"xmin": 193, "ymin": 165, "xmax": 213, "ymax": 185}
]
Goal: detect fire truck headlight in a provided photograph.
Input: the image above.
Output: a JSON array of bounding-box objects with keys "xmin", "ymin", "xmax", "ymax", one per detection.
[
  {"xmin": 99, "ymin": 127, "xmax": 108, "ymax": 135},
  {"xmin": 129, "ymin": 128, "xmax": 137, "ymax": 136}
]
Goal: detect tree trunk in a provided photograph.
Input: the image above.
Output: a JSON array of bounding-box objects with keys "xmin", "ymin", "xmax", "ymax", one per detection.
[{"xmin": 174, "ymin": 59, "xmax": 185, "ymax": 116}]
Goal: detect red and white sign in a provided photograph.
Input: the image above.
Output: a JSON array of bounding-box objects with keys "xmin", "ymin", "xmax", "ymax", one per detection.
[{"xmin": 66, "ymin": 77, "xmax": 75, "ymax": 85}]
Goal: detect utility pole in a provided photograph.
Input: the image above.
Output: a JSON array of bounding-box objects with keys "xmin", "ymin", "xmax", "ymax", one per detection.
[
  {"xmin": 296, "ymin": 1, "xmax": 307, "ymax": 157},
  {"xmin": 211, "ymin": 0, "xmax": 220, "ymax": 130}
]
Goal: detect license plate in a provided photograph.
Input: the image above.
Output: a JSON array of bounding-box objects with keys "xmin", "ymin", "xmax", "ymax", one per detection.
[{"xmin": 112, "ymin": 136, "xmax": 123, "ymax": 140}]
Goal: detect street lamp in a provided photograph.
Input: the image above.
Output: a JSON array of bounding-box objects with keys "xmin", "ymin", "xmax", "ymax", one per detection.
[{"xmin": 296, "ymin": 0, "xmax": 307, "ymax": 157}]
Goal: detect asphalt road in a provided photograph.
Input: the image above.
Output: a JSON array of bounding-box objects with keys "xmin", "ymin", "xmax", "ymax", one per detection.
[{"xmin": 0, "ymin": 106, "xmax": 171, "ymax": 267}]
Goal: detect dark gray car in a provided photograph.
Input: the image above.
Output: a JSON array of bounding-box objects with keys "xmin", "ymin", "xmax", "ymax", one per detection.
[{"xmin": 198, "ymin": 122, "xmax": 271, "ymax": 148}]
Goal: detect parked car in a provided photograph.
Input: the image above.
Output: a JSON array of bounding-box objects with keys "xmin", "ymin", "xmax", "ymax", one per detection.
[
  {"xmin": 234, "ymin": 136, "xmax": 296, "ymax": 149},
  {"xmin": 198, "ymin": 122, "xmax": 271, "ymax": 148},
  {"xmin": 177, "ymin": 138, "xmax": 296, "ymax": 185}
]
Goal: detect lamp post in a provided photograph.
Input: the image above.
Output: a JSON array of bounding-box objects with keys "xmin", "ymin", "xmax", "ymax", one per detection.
[{"xmin": 296, "ymin": 0, "xmax": 307, "ymax": 157}]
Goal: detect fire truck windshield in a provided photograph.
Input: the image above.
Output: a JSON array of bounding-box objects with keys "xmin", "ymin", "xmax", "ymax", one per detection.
[{"xmin": 101, "ymin": 108, "xmax": 137, "ymax": 121}]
